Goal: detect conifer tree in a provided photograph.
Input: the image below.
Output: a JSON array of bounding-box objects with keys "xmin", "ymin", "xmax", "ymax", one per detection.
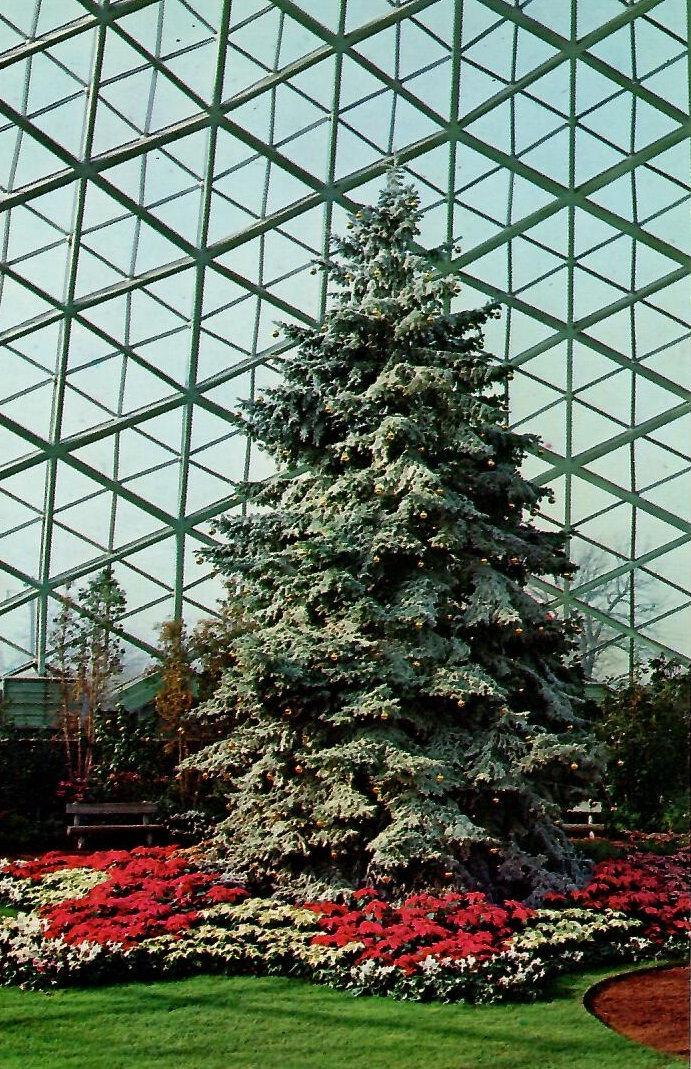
[{"xmin": 186, "ymin": 173, "xmax": 602, "ymax": 898}]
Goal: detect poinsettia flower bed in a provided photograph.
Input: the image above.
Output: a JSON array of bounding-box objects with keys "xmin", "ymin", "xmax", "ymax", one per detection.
[{"xmin": 0, "ymin": 845, "xmax": 687, "ymax": 1001}]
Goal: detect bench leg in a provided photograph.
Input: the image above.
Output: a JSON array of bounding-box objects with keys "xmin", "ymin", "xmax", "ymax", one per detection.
[{"xmin": 76, "ymin": 835, "xmax": 86, "ymax": 851}]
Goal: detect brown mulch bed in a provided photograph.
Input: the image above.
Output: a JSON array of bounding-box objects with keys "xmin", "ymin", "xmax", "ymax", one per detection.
[{"xmin": 586, "ymin": 965, "xmax": 689, "ymax": 1057}]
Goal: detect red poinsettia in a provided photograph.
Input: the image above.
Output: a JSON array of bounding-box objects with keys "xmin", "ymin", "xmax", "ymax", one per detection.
[
  {"xmin": 30, "ymin": 848, "xmax": 247, "ymax": 949},
  {"xmin": 305, "ymin": 889, "xmax": 533, "ymax": 972},
  {"xmin": 544, "ymin": 848, "xmax": 691, "ymax": 941}
]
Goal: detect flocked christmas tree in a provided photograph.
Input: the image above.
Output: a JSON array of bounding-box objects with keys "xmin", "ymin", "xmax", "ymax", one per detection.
[{"xmin": 185, "ymin": 173, "xmax": 602, "ymax": 899}]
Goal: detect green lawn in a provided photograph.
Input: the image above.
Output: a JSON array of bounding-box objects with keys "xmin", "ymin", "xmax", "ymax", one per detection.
[{"xmin": 0, "ymin": 969, "xmax": 682, "ymax": 1069}]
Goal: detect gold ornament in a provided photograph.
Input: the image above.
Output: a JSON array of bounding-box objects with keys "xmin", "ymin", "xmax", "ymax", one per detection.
[
  {"xmin": 373, "ymin": 555, "xmax": 380, "ymax": 563},
  {"xmin": 380, "ymin": 711, "xmax": 389, "ymax": 720},
  {"xmin": 491, "ymin": 796, "xmax": 499, "ymax": 804},
  {"xmin": 329, "ymin": 653, "xmax": 338, "ymax": 661},
  {"xmin": 374, "ymin": 484, "xmax": 384, "ymax": 494},
  {"xmin": 480, "ymin": 557, "xmax": 489, "ymax": 565},
  {"xmin": 417, "ymin": 561, "xmax": 424, "ymax": 568},
  {"xmin": 419, "ymin": 511, "xmax": 427, "ymax": 520},
  {"xmin": 514, "ymin": 627, "xmax": 523, "ymax": 635},
  {"xmin": 436, "ymin": 774, "xmax": 445, "ymax": 783},
  {"xmin": 415, "ymin": 620, "xmax": 423, "ymax": 630},
  {"xmin": 570, "ymin": 762, "xmax": 579, "ymax": 771},
  {"xmin": 487, "ymin": 459, "xmax": 495, "ymax": 468},
  {"xmin": 617, "ymin": 759, "xmax": 624, "ymax": 767},
  {"xmin": 412, "ymin": 660, "xmax": 421, "ymax": 668},
  {"xmin": 457, "ymin": 699, "xmax": 465, "ymax": 708},
  {"xmin": 341, "ymin": 453, "xmax": 350, "ymax": 462},
  {"xmin": 295, "ymin": 764, "xmax": 304, "ymax": 774}
]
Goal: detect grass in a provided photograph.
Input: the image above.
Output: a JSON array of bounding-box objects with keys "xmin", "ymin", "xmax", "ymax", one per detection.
[{"xmin": 0, "ymin": 969, "xmax": 683, "ymax": 1069}]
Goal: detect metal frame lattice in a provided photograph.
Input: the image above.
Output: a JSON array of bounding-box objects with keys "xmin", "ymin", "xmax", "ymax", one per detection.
[{"xmin": 0, "ymin": 0, "xmax": 689, "ymax": 680}]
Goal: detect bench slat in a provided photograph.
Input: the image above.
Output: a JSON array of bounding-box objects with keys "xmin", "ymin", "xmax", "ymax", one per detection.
[
  {"xmin": 67, "ymin": 824, "xmax": 164, "ymax": 834},
  {"xmin": 66, "ymin": 803, "xmax": 157, "ymax": 815}
]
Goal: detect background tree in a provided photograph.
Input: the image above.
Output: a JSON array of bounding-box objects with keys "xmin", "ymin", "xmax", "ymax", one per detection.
[
  {"xmin": 595, "ymin": 658, "xmax": 690, "ymax": 832},
  {"xmin": 568, "ymin": 545, "xmax": 657, "ymax": 679},
  {"xmin": 184, "ymin": 173, "xmax": 602, "ymax": 899},
  {"xmin": 155, "ymin": 619, "xmax": 196, "ymax": 805},
  {"xmin": 49, "ymin": 566, "xmax": 126, "ymax": 791}
]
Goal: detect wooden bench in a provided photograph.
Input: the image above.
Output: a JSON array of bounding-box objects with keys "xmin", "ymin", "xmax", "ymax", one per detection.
[
  {"xmin": 66, "ymin": 802, "xmax": 163, "ymax": 850},
  {"xmin": 563, "ymin": 800, "xmax": 605, "ymax": 839}
]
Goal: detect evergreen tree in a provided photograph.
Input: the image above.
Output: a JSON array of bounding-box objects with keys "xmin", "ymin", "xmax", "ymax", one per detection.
[
  {"xmin": 186, "ymin": 174, "xmax": 602, "ymax": 899},
  {"xmin": 50, "ymin": 566, "xmax": 126, "ymax": 789}
]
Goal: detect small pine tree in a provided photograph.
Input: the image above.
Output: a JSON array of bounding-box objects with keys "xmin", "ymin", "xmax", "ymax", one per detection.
[
  {"xmin": 50, "ymin": 566, "xmax": 126, "ymax": 789},
  {"xmin": 185, "ymin": 174, "xmax": 603, "ymax": 898}
]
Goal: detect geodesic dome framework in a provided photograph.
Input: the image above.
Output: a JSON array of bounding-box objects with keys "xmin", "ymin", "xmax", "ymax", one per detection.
[{"xmin": 0, "ymin": 0, "xmax": 689, "ymax": 681}]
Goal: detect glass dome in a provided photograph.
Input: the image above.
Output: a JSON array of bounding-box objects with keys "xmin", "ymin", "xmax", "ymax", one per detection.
[{"xmin": 1, "ymin": 0, "xmax": 689, "ymax": 680}]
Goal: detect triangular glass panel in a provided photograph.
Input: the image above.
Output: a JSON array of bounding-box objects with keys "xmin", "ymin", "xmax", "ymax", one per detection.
[
  {"xmin": 340, "ymin": 90, "xmax": 396, "ymax": 153},
  {"xmin": 586, "ymin": 172, "xmax": 635, "ymax": 219},
  {"xmin": 575, "ymin": 125, "xmax": 627, "ymax": 186},
  {"xmin": 60, "ymin": 382, "xmax": 116, "ymax": 437},
  {"xmin": 643, "ymin": 200, "xmax": 691, "ymax": 255},
  {"xmin": 163, "ymin": 40, "xmax": 218, "ymax": 105},
  {"xmin": 98, "ymin": 65, "xmax": 156, "ymax": 135},
  {"xmin": 185, "ymin": 464, "xmax": 237, "ymax": 514},
  {"xmin": 196, "ymin": 331, "xmax": 249, "ymax": 381},
  {"xmin": 569, "ymin": 476, "xmax": 623, "ymax": 526},
  {"xmin": 222, "ymin": 44, "xmax": 269, "ymax": 102},
  {"xmin": 116, "ymin": 426, "xmax": 179, "ymax": 483},
  {"xmin": 65, "ymin": 353, "xmax": 124, "ymax": 414},
  {"xmin": 229, "ymin": 5, "xmax": 282, "ymax": 71},
  {"xmin": 125, "ymin": 465, "xmax": 182, "ymax": 518},
  {"xmin": 74, "ymin": 245, "xmax": 128, "ymax": 300},
  {"xmin": 0, "ymin": 421, "xmax": 43, "ymax": 467},
  {"xmin": 12, "ymin": 131, "xmax": 64, "ymax": 188},
  {"xmin": 278, "ymin": 13, "xmax": 328, "ymax": 66},
  {"xmin": 212, "ymin": 153, "xmax": 268, "ymax": 220},
  {"xmin": 511, "ymin": 235, "xmax": 565, "ymax": 293},
  {"xmin": 577, "ymin": 234, "xmax": 632, "ymax": 292},
  {"xmin": 513, "ymin": 94, "xmax": 566, "ymax": 155},
  {"xmin": 90, "ymin": 98, "xmax": 143, "ymax": 158},
  {"xmin": 333, "ymin": 122, "xmax": 385, "ymax": 180},
  {"xmin": 134, "ymin": 329, "xmax": 193, "ymax": 390},
  {"xmin": 646, "ymin": 276, "xmax": 691, "ymax": 321},
  {"xmin": 148, "ymin": 186, "xmax": 205, "ymax": 246},
  {"xmin": 519, "ymin": 125, "xmax": 571, "ymax": 186},
  {"xmin": 570, "ymin": 340, "xmax": 623, "ymax": 391},
  {"xmin": 517, "ymin": 265, "xmax": 569, "ymax": 326},
  {"xmin": 6, "ymin": 204, "xmax": 64, "ymax": 261},
  {"xmin": 399, "ymin": 17, "xmax": 450, "ymax": 79},
  {"xmin": 584, "ymin": 25, "xmax": 633, "ymax": 77},
  {"xmin": 54, "ymin": 497, "xmax": 111, "ymax": 553},
  {"xmin": 633, "ymin": 100, "xmax": 684, "ymax": 153},
  {"xmin": 463, "ymin": 98, "xmax": 516, "ymax": 155},
  {"xmin": 0, "ymin": 274, "xmax": 59, "ymax": 328},
  {"xmin": 575, "ymin": 371, "xmax": 633, "ymax": 429},
  {"xmin": 636, "ymin": 53, "xmax": 687, "ymax": 112},
  {"xmin": 121, "ymin": 358, "xmax": 178, "ymax": 414},
  {"xmin": 393, "ymin": 97, "xmax": 446, "ymax": 147},
  {"xmin": 353, "ymin": 24, "xmax": 400, "ymax": 79},
  {"xmin": 404, "ymin": 63, "xmax": 452, "ymax": 121},
  {"xmin": 574, "ymin": 263, "xmax": 630, "ymax": 323},
  {"xmin": 112, "ymin": 499, "xmax": 171, "ymax": 547},
  {"xmin": 264, "ymin": 164, "xmax": 314, "ymax": 217},
  {"xmin": 277, "ymin": 120, "xmax": 331, "ymax": 181},
  {"xmin": 583, "ymin": 310, "xmax": 634, "ymax": 360}
]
